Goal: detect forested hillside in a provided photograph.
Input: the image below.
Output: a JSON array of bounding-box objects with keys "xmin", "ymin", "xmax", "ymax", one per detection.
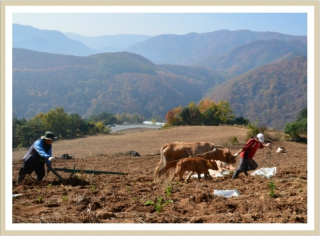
[
  {"xmin": 196, "ymin": 39, "xmax": 306, "ymax": 78},
  {"xmin": 13, "ymin": 49, "xmax": 223, "ymax": 119},
  {"xmin": 13, "ymin": 43, "xmax": 307, "ymax": 130},
  {"xmin": 207, "ymin": 55, "xmax": 307, "ymax": 130}
]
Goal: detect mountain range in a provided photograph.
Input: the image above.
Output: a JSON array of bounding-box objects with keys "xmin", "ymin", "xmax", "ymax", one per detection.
[
  {"xmin": 125, "ymin": 30, "xmax": 306, "ymax": 65},
  {"xmin": 64, "ymin": 32, "xmax": 151, "ymax": 51},
  {"xmin": 12, "ymin": 24, "xmax": 307, "ymax": 130}
]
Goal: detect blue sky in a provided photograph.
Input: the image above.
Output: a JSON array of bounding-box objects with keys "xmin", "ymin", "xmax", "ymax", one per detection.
[{"xmin": 12, "ymin": 12, "xmax": 307, "ymax": 37}]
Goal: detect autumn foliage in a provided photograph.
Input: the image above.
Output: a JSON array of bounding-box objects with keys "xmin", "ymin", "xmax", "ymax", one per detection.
[{"xmin": 165, "ymin": 99, "xmax": 247, "ymax": 126}]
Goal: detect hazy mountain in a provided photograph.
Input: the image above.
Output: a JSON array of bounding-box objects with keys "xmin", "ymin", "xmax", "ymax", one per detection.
[
  {"xmin": 196, "ymin": 39, "xmax": 307, "ymax": 77},
  {"xmin": 13, "ymin": 24, "xmax": 97, "ymax": 56},
  {"xmin": 125, "ymin": 30, "xmax": 307, "ymax": 65},
  {"xmin": 12, "ymin": 25, "xmax": 308, "ymax": 129},
  {"xmin": 12, "ymin": 48, "xmax": 223, "ymax": 120},
  {"xmin": 207, "ymin": 55, "xmax": 307, "ymax": 130},
  {"xmin": 64, "ymin": 32, "xmax": 151, "ymax": 51},
  {"xmin": 13, "ymin": 24, "xmax": 307, "ymax": 69}
]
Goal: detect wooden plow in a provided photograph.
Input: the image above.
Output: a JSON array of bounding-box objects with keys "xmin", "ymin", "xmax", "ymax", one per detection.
[{"xmin": 46, "ymin": 164, "xmax": 127, "ymax": 182}]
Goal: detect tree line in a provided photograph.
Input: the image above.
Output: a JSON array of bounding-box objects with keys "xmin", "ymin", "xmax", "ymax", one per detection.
[
  {"xmin": 12, "ymin": 108, "xmax": 144, "ymax": 148},
  {"xmin": 13, "ymin": 102, "xmax": 307, "ymax": 149},
  {"xmin": 164, "ymin": 99, "xmax": 249, "ymax": 127},
  {"xmin": 165, "ymin": 98, "xmax": 307, "ymax": 142}
]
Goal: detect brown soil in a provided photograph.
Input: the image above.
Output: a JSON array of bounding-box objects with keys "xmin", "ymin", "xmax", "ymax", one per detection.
[{"xmin": 12, "ymin": 126, "xmax": 308, "ymax": 224}]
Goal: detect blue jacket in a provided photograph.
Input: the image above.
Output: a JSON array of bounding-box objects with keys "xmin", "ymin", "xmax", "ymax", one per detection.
[{"xmin": 23, "ymin": 139, "xmax": 52, "ymax": 166}]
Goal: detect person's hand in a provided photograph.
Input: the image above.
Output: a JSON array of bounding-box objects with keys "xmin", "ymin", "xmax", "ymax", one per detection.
[
  {"xmin": 266, "ymin": 143, "xmax": 272, "ymax": 148},
  {"xmin": 46, "ymin": 157, "xmax": 55, "ymax": 165}
]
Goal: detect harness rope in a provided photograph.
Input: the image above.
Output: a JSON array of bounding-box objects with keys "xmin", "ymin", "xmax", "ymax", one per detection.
[{"xmin": 265, "ymin": 145, "xmax": 272, "ymax": 166}]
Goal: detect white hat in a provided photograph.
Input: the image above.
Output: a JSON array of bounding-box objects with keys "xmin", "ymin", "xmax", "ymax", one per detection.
[{"xmin": 257, "ymin": 133, "xmax": 264, "ymax": 143}]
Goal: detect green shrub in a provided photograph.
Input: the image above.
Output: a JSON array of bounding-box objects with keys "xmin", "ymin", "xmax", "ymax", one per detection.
[
  {"xmin": 246, "ymin": 122, "xmax": 260, "ymax": 140},
  {"xmin": 230, "ymin": 136, "xmax": 238, "ymax": 145},
  {"xmin": 284, "ymin": 108, "xmax": 307, "ymax": 140}
]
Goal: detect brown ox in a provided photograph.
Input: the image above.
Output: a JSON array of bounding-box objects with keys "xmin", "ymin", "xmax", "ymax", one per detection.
[
  {"xmin": 154, "ymin": 142, "xmax": 235, "ymax": 179},
  {"xmin": 171, "ymin": 157, "xmax": 218, "ymax": 183},
  {"xmin": 186, "ymin": 148, "xmax": 237, "ymax": 179},
  {"xmin": 154, "ymin": 142, "xmax": 215, "ymax": 179}
]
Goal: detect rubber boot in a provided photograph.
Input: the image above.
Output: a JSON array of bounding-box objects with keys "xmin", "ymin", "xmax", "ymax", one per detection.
[{"xmin": 244, "ymin": 170, "xmax": 248, "ymax": 176}]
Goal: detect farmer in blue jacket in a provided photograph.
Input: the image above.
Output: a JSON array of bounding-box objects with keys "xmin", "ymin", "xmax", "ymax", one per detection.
[{"xmin": 16, "ymin": 131, "xmax": 57, "ymax": 184}]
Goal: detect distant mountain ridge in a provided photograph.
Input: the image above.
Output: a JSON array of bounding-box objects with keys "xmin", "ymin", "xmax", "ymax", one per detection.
[
  {"xmin": 64, "ymin": 32, "xmax": 151, "ymax": 51},
  {"xmin": 13, "ymin": 24, "xmax": 307, "ymax": 68},
  {"xmin": 12, "ymin": 25, "xmax": 307, "ymax": 130},
  {"xmin": 197, "ymin": 39, "xmax": 307, "ymax": 77},
  {"xmin": 125, "ymin": 30, "xmax": 307, "ymax": 65},
  {"xmin": 13, "ymin": 24, "xmax": 97, "ymax": 56}
]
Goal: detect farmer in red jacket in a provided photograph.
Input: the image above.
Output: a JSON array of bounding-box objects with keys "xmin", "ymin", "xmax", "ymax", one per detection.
[{"xmin": 232, "ymin": 133, "xmax": 270, "ymax": 179}]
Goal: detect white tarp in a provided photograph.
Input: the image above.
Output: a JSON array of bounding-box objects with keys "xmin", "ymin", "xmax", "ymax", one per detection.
[
  {"xmin": 190, "ymin": 173, "xmax": 206, "ymax": 178},
  {"xmin": 213, "ymin": 189, "xmax": 240, "ymax": 198},
  {"xmin": 250, "ymin": 167, "xmax": 277, "ymax": 178},
  {"xmin": 190, "ymin": 170, "xmax": 231, "ymax": 179},
  {"xmin": 209, "ymin": 169, "xmax": 231, "ymax": 177}
]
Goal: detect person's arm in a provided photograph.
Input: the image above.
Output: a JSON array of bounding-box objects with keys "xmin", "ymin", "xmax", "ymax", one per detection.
[
  {"xmin": 34, "ymin": 139, "xmax": 51, "ymax": 158},
  {"xmin": 234, "ymin": 148, "xmax": 243, "ymax": 156},
  {"xmin": 234, "ymin": 139, "xmax": 254, "ymax": 156},
  {"xmin": 263, "ymin": 143, "xmax": 271, "ymax": 148}
]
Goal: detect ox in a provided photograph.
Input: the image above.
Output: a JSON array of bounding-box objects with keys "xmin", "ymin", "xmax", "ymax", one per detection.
[
  {"xmin": 171, "ymin": 157, "xmax": 218, "ymax": 183},
  {"xmin": 186, "ymin": 147, "xmax": 237, "ymax": 180},
  {"xmin": 154, "ymin": 142, "xmax": 236, "ymax": 179},
  {"xmin": 154, "ymin": 142, "xmax": 215, "ymax": 179}
]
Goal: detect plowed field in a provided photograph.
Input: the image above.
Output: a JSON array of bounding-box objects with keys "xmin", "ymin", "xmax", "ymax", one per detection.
[{"xmin": 11, "ymin": 126, "xmax": 308, "ymax": 226}]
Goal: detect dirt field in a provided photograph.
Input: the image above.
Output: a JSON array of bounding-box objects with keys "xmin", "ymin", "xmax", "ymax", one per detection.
[{"xmin": 11, "ymin": 126, "xmax": 308, "ymax": 224}]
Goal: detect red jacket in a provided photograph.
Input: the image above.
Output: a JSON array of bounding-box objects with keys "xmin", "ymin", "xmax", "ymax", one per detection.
[{"xmin": 240, "ymin": 138, "xmax": 264, "ymax": 159}]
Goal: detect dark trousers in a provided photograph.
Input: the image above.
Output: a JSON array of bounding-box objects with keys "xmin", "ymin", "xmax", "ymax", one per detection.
[
  {"xmin": 16, "ymin": 162, "xmax": 46, "ymax": 184},
  {"xmin": 233, "ymin": 157, "xmax": 258, "ymax": 178}
]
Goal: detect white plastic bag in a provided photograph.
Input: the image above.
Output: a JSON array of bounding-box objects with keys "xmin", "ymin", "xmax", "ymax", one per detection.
[
  {"xmin": 190, "ymin": 170, "xmax": 231, "ymax": 178},
  {"xmin": 189, "ymin": 173, "xmax": 206, "ymax": 178},
  {"xmin": 251, "ymin": 167, "xmax": 277, "ymax": 178},
  {"xmin": 209, "ymin": 169, "xmax": 230, "ymax": 177},
  {"xmin": 213, "ymin": 189, "xmax": 240, "ymax": 198}
]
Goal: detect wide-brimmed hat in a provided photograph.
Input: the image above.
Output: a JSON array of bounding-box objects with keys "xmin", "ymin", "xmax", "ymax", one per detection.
[{"xmin": 41, "ymin": 131, "xmax": 57, "ymax": 141}]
